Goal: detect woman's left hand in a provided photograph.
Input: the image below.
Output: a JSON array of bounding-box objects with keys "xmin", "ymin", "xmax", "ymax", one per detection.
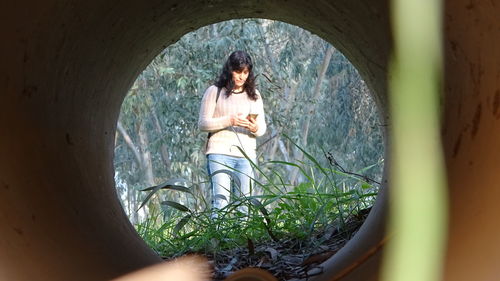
[{"xmin": 247, "ymin": 116, "xmax": 258, "ymax": 133}]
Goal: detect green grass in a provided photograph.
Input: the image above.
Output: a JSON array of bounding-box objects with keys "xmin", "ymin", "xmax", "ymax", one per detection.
[{"xmin": 135, "ymin": 141, "xmax": 381, "ymax": 258}]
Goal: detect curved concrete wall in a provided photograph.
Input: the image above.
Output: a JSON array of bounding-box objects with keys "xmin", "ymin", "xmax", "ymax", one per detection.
[{"xmin": 0, "ymin": 0, "xmax": 498, "ymax": 280}]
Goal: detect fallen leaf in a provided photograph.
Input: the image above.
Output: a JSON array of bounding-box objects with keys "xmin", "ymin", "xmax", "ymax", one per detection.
[{"xmin": 265, "ymin": 247, "xmax": 279, "ymax": 260}]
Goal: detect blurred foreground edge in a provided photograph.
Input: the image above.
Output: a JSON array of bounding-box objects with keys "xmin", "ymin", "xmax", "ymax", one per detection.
[
  {"xmin": 112, "ymin": 255, "xmax": 277, "ymax": 281},
  {"xmin": 225, "ymin": 268, "xmax": 277, "ymax": 281}
]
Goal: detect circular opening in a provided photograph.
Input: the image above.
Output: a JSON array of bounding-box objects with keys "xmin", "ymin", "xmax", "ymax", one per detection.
[{"xmin": 113, "ymin": 19, "xmax": 384, "ymax": 279}]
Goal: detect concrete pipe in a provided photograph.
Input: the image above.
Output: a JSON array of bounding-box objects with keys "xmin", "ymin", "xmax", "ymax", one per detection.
[{"xmin": 0, "ymin": 0, "xmax": 498, "ymax": 280}]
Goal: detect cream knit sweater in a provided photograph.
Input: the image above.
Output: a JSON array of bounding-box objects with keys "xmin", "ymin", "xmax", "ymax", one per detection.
[{"xmin": 198, "ymin": 85, "xmax": 267, "ymax": 159}]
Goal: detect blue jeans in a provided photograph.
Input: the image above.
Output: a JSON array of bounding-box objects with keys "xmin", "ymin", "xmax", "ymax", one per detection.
[{"xmin": 206, "ymin": 154, "xmax": 254, "ymax": 211}]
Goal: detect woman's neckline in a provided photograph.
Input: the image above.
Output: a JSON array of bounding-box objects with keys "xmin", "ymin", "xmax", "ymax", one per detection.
[{"xmin": 228, "ymin": 88, "xmax": 245, "ymax": 94}]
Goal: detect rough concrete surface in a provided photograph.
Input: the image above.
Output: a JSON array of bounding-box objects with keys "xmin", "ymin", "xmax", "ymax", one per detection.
[{"xmin": 0, "ymin": 0, "xmax": 498, "ymax": 280}]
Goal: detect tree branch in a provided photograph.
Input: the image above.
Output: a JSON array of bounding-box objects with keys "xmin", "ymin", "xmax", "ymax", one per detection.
[{"xmin": 117, "ymin": 121, "xmax": 142, "ymax": 167}]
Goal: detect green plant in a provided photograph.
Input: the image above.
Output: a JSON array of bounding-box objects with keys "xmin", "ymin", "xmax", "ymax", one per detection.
[{"xmin": 137, "ymin": 141, "xmax": 380, "ymax": 258}]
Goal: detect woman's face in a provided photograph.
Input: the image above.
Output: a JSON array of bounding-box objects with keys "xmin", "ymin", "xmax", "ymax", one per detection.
[{"xmin": 231, "ymin": 67, "xmax": 249, "ymax": 90}]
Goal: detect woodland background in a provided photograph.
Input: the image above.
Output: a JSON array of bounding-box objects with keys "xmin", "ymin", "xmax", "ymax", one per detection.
[{"xmin": 113, "ymin": 19, "xmax": 384, "ymax": 226}]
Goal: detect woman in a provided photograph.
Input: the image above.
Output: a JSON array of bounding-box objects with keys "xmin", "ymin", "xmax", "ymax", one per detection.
[{"xmin": 198, "ymin": 50, "xmax": 267, "ymax": 213}]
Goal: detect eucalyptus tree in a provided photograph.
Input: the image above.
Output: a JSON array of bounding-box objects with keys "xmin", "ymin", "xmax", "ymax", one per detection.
[{"xmin": 114, "ymin": 19, "xmax": 383, "ymax": 222}]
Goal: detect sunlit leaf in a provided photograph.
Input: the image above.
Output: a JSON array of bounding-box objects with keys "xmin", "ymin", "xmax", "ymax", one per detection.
[{"xmin": 161, "ymin": 201, "xmax": 190, "ymax": 212}]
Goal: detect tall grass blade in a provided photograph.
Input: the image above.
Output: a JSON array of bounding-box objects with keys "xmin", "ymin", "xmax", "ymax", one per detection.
[
  {"xmin": 161, "ymin": 201, "xmax": 191, "ymax": 212},
  {"xmin": 138, "ymin": 178, "xmax": 191, "ymax": 210},
  {"xmin": 268, "ymin": 160, "xmax": 313, "ymax": 183},
  {"xmin": 173, "ymin": 214, "xmax": 192, "ymax": 236},
  {"xmin": 209, "ymin": 169, "xmax": 241, "ymax": 189}
]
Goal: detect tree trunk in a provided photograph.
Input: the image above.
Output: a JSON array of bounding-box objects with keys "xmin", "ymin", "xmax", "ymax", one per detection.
[
  {"xmin": 117, "ymin": 121, "xmax": 142, "ymax": 167},
  {"xmin": 137, "ymin": 121, "xmax": 155, "ymax": 187},
  {"xmin": 290, "ymin": 46, "xmax": 335, "ymax": 184},
  {"xmin": 301, "ymin": 46, "xmax": 335, "ymax": 147},
  {"xmin": 266, "ymin": 83, "xmax": 298, "ymax": 162},
  {"xmin": 151, "ymin": 109, "xmax": 171, "ymax": 171}
]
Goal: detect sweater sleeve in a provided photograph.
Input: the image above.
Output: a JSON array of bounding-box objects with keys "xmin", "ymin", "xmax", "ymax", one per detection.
[
  {"xmin": 251, "ymin": 90, "xmax": 267, "ymax": 137},
  {"xmin": 198, "ymin": 85, "xmax": 232, "ymax": 132}
]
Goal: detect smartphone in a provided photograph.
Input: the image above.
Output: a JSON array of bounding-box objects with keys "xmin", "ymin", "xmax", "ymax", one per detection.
[{"xmin": 247, "ymin": 113, "xmax": 258, "ymax": 120}]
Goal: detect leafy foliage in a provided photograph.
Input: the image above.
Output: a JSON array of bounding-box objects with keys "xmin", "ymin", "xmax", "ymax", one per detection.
[
  {"xmin": 137, "ymin": 144, "xmax": 378, "ymax": 259},
  {"xmin": 114, "ymin": 19, "xmax": 384, "ymax": 237}
]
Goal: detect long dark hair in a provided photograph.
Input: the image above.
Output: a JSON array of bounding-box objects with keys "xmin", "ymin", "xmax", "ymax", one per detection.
[{"xmin": 214, "ymin": 50, "xmax": 258, "ymax": 101}]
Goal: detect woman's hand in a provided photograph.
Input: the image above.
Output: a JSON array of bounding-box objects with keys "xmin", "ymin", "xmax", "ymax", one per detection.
[
  {"xmin": 230, "ymin": 114, "xmax": 251, "ymax": 128},
  {"xmin": 246, "ymin": 115, "xmax": 258, "ymax": 133},
  {"xmin": 230, "ymin": 114, "xmax": 258, "ymax": 133}
]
